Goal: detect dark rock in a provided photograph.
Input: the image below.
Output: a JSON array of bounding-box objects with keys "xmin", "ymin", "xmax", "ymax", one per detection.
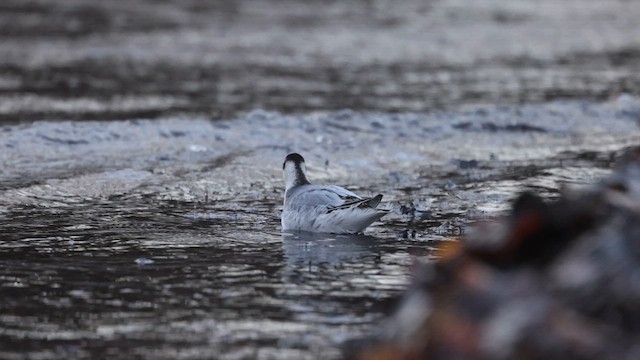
[{"xmin": 354, "ymin": 147, "xmax": 640, "ymax": 360}]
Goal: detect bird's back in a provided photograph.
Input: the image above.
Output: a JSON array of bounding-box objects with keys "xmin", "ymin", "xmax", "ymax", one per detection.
[
  {"xmin": 282, "ymin": 184, "xmax": 386, "ymax": 233},
  {"xmin": 285, "ymin": 184, "xmax": 360, "ymax": 208}
]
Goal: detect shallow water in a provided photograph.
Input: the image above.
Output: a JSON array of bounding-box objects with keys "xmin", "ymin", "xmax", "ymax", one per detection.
[
  {"xmin": 0, "ymin": 197, "xmax": 428, "ymax": 359},
  {"xmin": 1, "ymin": 97, "xmax": 639, "ymax": 358},
  {"xmin": 1, "ymin": 0, "xmax": 640, "ymax": 122}
]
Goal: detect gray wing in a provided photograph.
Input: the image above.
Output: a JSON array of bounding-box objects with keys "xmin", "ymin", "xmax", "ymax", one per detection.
[
  {"xmin": 287, "ymin": 185, "xmax": 362, "ymax": 208},
  {"xmin": 327, "ymin": 194, "xmax": 384, "ymax": 213},
  {"xmin": 288, "ymin": 185, "xmax": 385, "ymax": 213}
]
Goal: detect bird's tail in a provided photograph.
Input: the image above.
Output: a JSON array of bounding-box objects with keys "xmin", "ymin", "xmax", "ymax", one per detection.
[{"xmin": 361, "ymin": 194, "xmax": 384, "ymax": 209}]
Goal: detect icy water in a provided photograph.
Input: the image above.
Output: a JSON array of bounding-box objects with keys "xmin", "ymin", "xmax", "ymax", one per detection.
[{"xmin": 1, "ymin": 98, "xmax": 640, "ymax": 359}]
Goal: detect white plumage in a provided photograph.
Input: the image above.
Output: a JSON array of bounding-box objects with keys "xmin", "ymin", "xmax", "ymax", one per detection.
[{"xmin": 281, "ymin": 153, "xmax": 388, "ymax": 233}]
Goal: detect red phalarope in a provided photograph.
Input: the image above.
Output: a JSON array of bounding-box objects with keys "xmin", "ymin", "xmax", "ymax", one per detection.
[{"xmin": 281, "ymin": 153, "xmax": 388, "ymax": 233}]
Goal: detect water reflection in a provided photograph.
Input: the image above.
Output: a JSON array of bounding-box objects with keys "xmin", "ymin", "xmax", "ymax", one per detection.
[
  {"xmin": 279, "ymin": 231, "xmax": 412, "ymax": 349},
  {"xmin": 282, "ymin": 231, "xmax": 379, "ymax": 267}
]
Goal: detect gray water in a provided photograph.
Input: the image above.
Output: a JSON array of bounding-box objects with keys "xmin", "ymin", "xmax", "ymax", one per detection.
[
  {"xmin": 0, "ymin": 200, "xmax": 416, "ymax": 359},
  {"xmin": 1, "ymin": 98, "xmax": 639, "ymax": 359},
  {"xmin": 1, "ymin": 0, "xmax": 640, "ymax": 122}
]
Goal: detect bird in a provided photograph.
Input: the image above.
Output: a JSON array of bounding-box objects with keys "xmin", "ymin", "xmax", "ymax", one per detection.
[{"xmin": 281, "ymin": 153, "xmax": 388, "ymax": 233}]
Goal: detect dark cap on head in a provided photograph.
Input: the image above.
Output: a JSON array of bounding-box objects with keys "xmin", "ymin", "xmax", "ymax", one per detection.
[{"xmin": 283, "ymin": 153, "xmax": 305, "ymax": 169}]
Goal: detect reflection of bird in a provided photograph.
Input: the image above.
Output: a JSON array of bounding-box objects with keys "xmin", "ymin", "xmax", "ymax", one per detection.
[
  {"xmin": 282, "ymin": 232, "xmax": 377, "ymax": 266},
  {"xmin": 281, "ymin": 153, "xmax": 388, "ymax": 233}
]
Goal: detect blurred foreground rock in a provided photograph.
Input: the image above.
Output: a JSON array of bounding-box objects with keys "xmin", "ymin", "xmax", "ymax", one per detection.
[{"xmin": 354, "ymin": 147, "xmax": 640, "ymax": 360}]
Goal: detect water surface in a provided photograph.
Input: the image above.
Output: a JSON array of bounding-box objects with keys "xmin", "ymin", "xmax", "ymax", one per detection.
[
  {"xmin": 1, "ymin": 98, "xmax": 638, "ymax": 358},
  {"xmin": 0, "ymin": 197, "xmax": 431, "ymax": 359}
]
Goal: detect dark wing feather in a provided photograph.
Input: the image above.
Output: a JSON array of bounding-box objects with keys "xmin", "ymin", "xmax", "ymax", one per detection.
[{"xmin": 326, "ymin": 194, "xmax": 384, "ymax": 213}]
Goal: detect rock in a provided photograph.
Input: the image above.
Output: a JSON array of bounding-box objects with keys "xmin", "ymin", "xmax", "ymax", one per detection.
[{"xmin": 353, "ymin": 147, "xmax": 640, "ymax": 360}]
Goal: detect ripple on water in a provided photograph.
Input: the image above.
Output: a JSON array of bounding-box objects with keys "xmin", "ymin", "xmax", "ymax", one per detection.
[{"xmin": 0, "ymin": 195, "xmax": 419, "ymax": 359}]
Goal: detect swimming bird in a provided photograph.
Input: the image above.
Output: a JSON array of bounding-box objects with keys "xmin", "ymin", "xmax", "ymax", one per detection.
[{"xmin": 281, "ymin": 153, "xmax": 388, "ymax": 233}]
